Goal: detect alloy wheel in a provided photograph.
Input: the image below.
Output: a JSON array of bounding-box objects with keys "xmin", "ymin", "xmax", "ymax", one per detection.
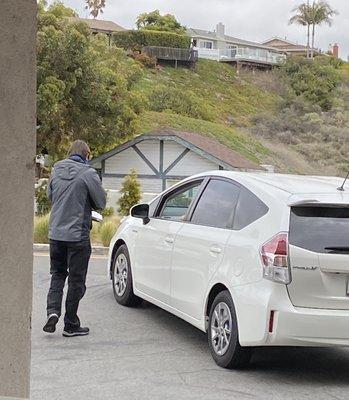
[
  {"xmin": 211, "ymin": 302, "xmax": 232, "ymax": 356},
  {"xmin": 114, "ymin": 253, "xmax": 128, "ymax": 297}
]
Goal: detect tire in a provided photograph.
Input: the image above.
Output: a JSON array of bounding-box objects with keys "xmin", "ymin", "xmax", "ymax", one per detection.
[
  {"xmin": 111, "ymin": 244, "xmax": 142, "ymax": 307},
  {"xmin": 208, "ymin": 290, "xmax": 252, "ymax": 369}
]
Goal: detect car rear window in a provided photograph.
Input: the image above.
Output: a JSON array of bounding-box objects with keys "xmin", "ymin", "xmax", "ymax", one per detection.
[{"xmin": 290, "ymin": 206, "xmax": 349, "ymax": 253}]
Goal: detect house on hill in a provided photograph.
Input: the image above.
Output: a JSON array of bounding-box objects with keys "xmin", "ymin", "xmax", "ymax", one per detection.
[
  {"xmin": 68, "ymin": 17, "xmax": 126, "ymax": 45},
  {"xmin": 91, "ymin": 129, "xmax": 264, "ymax": 204},
  {"xmin": 262, "ymin": 37, "xmax": 321, "ymax": 57},
  {"xmin": 188, "ymin": 23, "xmax": 286, "ymax": 69}
]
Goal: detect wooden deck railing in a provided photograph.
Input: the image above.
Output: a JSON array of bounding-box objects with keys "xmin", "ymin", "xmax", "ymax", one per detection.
[{"xmin": 142, "ymin": 46, "xmax": 198, "ymax": 62}]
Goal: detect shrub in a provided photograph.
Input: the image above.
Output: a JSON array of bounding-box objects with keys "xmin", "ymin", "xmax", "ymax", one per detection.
[
  {"xmin": 90, "ymin": 221, "xmax": 101, "ymax": 244},
  {"xmin": 118, "ymin": 169, "xmax": 142, "ymax": 216},
  {"xmin": 34, "ymin": 214, "xmax": 50, "ymax": 244},
  {"xmin": 281, "ymin": 56, "xmax": 341, "ymax": 111},
  {"xmin": 35, "ymin": 179, "xmax": 51, "ymax": 215},
  {"xmin": 113, "ymin": 30, "xmax": 191, "ymax": 52},
  {"xmin": 133, "ymin": 52, "xmax": 157, "ymax": 68},
  {"xmin": 102, "ymin": 207, "xmax": 115, "ymax": 218},
  {"xmin": 99, "ymin": 217, "xmax": 121, "ymax": 247},
  {"xmin": 149, "ymin": 86, "xmax": 214, "ymax": 121}
]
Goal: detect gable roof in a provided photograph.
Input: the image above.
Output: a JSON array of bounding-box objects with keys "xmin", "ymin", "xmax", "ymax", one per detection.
[
  {"xmin": 262, "ymin": 37, "xmax": 321, "ymax": 54},
  {"xmin": 69, "ymin": 17, "xmax": 126, "ymax": 33},
  {"xmin": 91, "ymin": 128, "xmax": 264, "ymax": 171},
  {"xmin": 262, "ymin": 37, "xmax": 308, "ymax": 49},
  {"xmin": 187, "ymin": 28, "xmax": 284, "ymax": 53}
]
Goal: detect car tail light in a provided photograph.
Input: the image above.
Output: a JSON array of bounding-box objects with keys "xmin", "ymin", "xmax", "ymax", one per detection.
[{"xmin": 260, "ymin": 232, "xmax": 291, "ymax": 284}]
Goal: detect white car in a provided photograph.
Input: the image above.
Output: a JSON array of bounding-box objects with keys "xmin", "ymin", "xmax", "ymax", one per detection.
[{"xmin": 108, "ymin": 171, "xmax": 349, "ymax": 368}]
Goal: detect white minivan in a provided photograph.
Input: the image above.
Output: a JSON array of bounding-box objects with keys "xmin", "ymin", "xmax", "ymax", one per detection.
[{"xmin": 107, "ymin": 171, "xmax": 349, "ymax": 368}]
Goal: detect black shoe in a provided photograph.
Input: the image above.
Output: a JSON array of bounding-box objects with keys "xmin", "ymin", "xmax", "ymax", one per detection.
[
  {"xmin": 43, "ymin": 314, "xmax": 59, "ymax": 333},
  {"xmin": 62, "ymin": 326, "xmax": 90, "ymax": 337}
]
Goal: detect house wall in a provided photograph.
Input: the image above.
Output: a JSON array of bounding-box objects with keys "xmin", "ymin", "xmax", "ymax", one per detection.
[{"xmin": 100, "ymin": 138, "xmax": 222, "ymax": 207}]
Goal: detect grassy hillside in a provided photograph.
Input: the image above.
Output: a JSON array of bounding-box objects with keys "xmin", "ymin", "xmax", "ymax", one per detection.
[
  {"xmin": 135, "ymin": 60, "xmax": 279, "ymax": 126},
  {"xmin": 132, "ymin": 57, "xmax": 349, "ymax": 174}
]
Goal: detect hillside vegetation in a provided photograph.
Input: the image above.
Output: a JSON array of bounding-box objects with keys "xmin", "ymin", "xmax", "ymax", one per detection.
[
  {"xmin": 132, "ymin": 57, "xmax": 349, "ymax": 174},
  {"xmin": 38, "ymin": 2, "xmax": 349, "ymax": 175}
]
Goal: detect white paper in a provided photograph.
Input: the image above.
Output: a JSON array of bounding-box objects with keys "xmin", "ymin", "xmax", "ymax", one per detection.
[{"xmin": 92, "ymin": 211, "xmax": 103, "ymax": 222}]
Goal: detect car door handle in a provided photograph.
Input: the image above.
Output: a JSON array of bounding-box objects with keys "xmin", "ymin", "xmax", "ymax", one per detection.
[
  {"xmin": 164, "ymin": 236, "xmax": 174, "ymax": 244},
  {"xmin": 209, "ymin": 246, "xmax": 222, "ymax": 254},
  {"xmin": 132, "ymin": 228, "xmax": 138, "ymax": 233}
]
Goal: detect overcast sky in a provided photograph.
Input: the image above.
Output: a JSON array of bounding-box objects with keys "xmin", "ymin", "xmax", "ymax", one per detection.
[{"xmin": 49, "ymin": 0, "xmax": 348, "ymax": 59}]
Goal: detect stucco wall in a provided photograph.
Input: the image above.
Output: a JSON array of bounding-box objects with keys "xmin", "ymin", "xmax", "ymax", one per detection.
[{"xmin": 0, "ymin": 1, "xmax": 36, "ymax": 398}]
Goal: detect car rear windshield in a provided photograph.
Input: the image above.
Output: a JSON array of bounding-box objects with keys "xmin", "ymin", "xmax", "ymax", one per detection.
[{"xmin": 290, "ymin": 206, "xmax": 349, "ymax": 253}]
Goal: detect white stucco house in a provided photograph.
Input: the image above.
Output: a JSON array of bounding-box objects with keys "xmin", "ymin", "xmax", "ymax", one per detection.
[
  {"xmin": 91, "ymin": 129, "xmax": 264, "ymax": 206},
  {"xmin": 188, "ymin": 23, "xmax": 286, "ymax": 68}
]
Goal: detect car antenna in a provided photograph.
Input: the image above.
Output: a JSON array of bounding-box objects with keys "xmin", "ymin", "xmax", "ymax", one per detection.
[{"xmin": 337, "ymin": 171, "xmax": 349, "ymax": 191}]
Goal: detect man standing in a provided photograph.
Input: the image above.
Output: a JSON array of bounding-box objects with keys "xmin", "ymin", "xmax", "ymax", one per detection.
[{"xmin": 43, "ymin": 140, "xmax": 106, "ymax": 337}]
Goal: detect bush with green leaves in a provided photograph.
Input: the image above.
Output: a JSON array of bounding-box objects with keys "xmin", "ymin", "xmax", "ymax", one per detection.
[
  {"xmin": 281, "ymin": 56, "xmax": 341, "ymax": 111},
  {"xmin": 102, "ymin": 207, "xmax": 115, "ymax": 218},
  {"xmin": 113, "ymin": 30, "xmax": 191, "ymax": 52},
  {"xmin": 35, "ymin": 180, "xmax": 51, "ymax": 215},
  {"xmin": 117, "ymin": 170, "xmax": 142, "ymax": 216},
  {"xmin": 34, "ymin": 214, "xmax": 50, "ymax": 244},
  {"xmin": 149, "ymin": 86, "xmax": 214, "ymax": 121}
]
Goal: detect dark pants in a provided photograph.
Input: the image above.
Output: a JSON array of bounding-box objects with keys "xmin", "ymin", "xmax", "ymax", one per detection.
[{"xmin": 47, "ymin": 239, "xmax": 91, "ymax": 329}]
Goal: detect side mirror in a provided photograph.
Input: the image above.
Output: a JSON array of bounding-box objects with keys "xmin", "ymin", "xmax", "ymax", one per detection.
[{"xmin": 130, "ymin": 203, "xmax": 150, "ymax": 225}]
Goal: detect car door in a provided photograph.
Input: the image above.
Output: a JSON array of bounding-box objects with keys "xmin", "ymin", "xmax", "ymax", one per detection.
[
  {"xmin": 170, "ymin": 178, "xmax": 241, "ymax": 320},
  {"xmin": 133, "ymin": 180, "xmax": 203, "ymax": 305}
]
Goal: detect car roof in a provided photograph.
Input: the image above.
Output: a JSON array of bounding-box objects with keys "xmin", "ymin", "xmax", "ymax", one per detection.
[{"xmin": 197, "ymin": 171, "xmax": 345, "ymax": 196}]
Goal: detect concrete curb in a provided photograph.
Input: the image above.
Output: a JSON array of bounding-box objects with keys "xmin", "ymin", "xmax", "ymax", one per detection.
[{"xmin": 33, "ymin": 243, "xmax": 109, "ymax": 256}]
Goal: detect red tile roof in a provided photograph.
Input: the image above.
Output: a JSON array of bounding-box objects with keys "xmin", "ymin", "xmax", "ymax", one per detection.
[{"xmin": 149, "ymin": 128, "xmax": 264, "ymax": 171}]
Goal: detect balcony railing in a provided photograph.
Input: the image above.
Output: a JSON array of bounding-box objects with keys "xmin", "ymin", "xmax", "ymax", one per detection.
[
  {"xmin": 142, "ymin": 46, "xmax": 198, "ymax": 62},
  {"xmin": 195, "ymin": 47, "xmax": 286, "ymax": 65}
]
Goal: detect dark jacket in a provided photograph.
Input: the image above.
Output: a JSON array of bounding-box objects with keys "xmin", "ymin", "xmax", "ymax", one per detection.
[{"xmin": 47, "ymin": 157, "xmax": 106, "ymax": 242}]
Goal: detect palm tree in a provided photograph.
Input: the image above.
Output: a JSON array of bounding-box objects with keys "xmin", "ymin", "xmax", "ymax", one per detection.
[
  {"xmin": 289, "ymin": 1, "xmax": 312, "ymax": 58},
  {"xmin": 309, "ymin": 1, "xmax": 338, "ymax": 58},
  {"xmin": 85, "ymin": 0, "xmax": 106, "ymax": 19}
]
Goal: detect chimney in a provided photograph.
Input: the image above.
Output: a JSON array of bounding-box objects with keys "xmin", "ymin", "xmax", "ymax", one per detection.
[
  {"xmin": 332, "ymin": 43, "xmax": 339, "ymax": 58},
  {"xmin": 216, "ymin": 22, "xmax": 225, "ymax": 39}
]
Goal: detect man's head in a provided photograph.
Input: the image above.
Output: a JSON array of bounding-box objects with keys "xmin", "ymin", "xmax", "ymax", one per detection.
[{"xmin": 67, "ymin": 140, "xmax": 90, "ymax": 161}]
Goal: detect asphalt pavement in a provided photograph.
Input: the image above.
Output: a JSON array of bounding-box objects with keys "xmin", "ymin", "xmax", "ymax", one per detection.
[{"xmin": 31, "ymin": 254, "xmax": 349, "ymax": 400}]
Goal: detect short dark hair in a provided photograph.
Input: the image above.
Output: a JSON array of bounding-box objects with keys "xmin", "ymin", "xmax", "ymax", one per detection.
[{"xmin": 67, "ymin": 140, "xmax": 90, "ymax": 159}]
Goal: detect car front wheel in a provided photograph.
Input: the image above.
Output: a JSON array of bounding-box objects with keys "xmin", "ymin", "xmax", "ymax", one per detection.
[
  {"xmin": 208, "ymin": 290, "xmax": 252, "ymax": 369},
  {"xmin": 111, "ymin": 244, "xmax": 141, "ymax": 307}
]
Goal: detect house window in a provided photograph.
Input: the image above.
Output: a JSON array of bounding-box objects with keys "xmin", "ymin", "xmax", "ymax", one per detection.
[{"xmin": 200, "ymin": 41, "xmax": 213, "ymax": 49}]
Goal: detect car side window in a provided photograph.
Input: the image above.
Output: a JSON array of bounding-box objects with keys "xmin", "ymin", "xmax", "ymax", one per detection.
[
  {"xmin": 190, "ymin": 179, "xmax": 240, "ymax": 229},
  {"xmin": 158, "ymin": 182, "xmax": 202, "ymax": 221},
  {"xmin": 233, "ymin": 187, "xmax": 268, "ymax": 230}
]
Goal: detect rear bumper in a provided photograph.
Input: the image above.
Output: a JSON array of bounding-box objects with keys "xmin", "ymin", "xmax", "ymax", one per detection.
[
  {"xmin": 231, "ymin": 281, "xmax": 349, "ymax": 347},
  {"xmin": 268, "ymin": 306, "xmax": 349, "ymax": 346}
]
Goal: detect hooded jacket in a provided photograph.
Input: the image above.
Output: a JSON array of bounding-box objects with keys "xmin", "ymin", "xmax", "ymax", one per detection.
[{"xmin": 47, "ymin": 156, "xmax": 106, "ymax": 242}]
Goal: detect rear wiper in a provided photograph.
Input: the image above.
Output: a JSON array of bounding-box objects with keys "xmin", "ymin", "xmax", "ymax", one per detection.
[{"xmin": 325, "ymin": 246, "xmax": 349, "ymax": 253}]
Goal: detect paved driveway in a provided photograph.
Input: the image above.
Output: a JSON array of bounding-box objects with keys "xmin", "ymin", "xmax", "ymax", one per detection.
[{"xmin": 31, "ymin": 254, "xmax": 349, "ymax": 400}]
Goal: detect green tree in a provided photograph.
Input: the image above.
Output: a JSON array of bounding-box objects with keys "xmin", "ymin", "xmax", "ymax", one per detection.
[
  {"xmin": 85, "ymin": 0, "xmax": 106, "ymax": 19},
  {"xmin": 290, "ymin": 1, "xmax": 337, "ymax": 59},
  {"xmin": 309, "ymin": 1, "xmax": 337, "ymax": 58},
  {"xmin": 136, "ymin": 10, "xmax": 186, "ymax": 34},
  {"xmin": 37, "ymin": 2, "xmax": 145, "ymax": 158},
  {"xmin": 289, "ymin": 1, "xmax": 312, "ymax": 58},
  {"xmin": 117, "ymin": 170, "xmax": 142, "ymax": 216}
]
